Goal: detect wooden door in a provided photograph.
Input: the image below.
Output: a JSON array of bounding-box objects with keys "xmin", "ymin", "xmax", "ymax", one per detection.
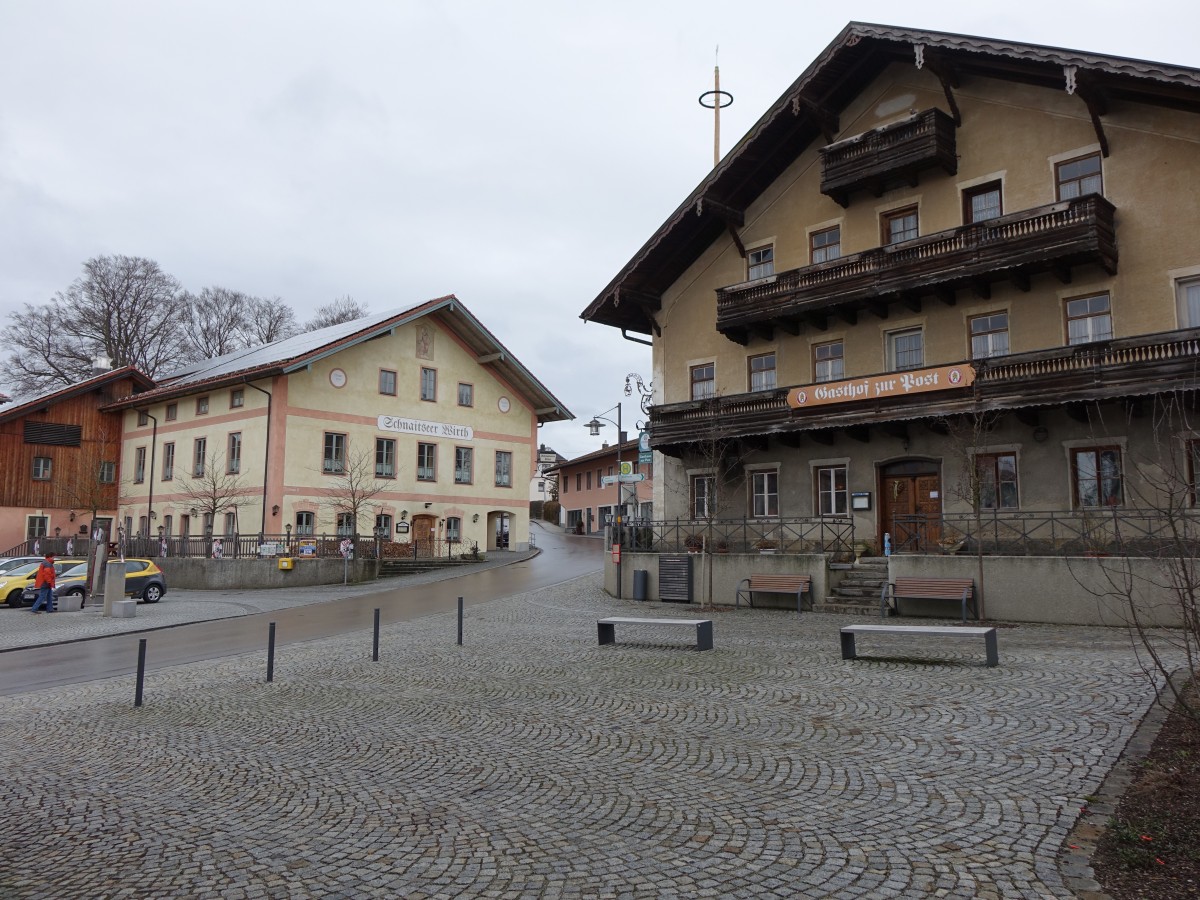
[
  {"xmin": 881, "ymin": 473, "xmax": 942, "ymax": 551},
  {"xmin": 412, "ymin": 515, "xmax": 435, "ymax": 557}
]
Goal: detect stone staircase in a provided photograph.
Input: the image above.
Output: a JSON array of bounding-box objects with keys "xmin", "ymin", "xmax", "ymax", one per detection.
[
  {"xmin": 378, "ymin": 557, "xmax": 481, "ymax": 578},
  {"xmin": 819, "ymin": 556, "xmax": 891, "ymax": 617}
]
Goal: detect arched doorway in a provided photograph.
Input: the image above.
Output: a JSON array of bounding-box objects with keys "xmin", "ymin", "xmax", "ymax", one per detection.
[
  {"xmin": 411, "ymin": 514, "xmax": 437, "ymax": 557},
  {"xmin": 879, "ymin": 458, "xmax": 942, "ymax": 553}
]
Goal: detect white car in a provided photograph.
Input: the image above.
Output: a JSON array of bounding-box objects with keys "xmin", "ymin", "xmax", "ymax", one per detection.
[{"xmin": 0, "ymin": 557, "xmax": 43, "ymax": 576}]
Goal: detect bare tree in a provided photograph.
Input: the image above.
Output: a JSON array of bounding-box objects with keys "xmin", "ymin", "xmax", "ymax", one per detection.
[
  {"xmin": 6, "ymin": 255, "xmax": 186, "ymax": 393},
  {"xmin": 242, "ymin": 295, "xmax": 299, "ymax": 345},
  {"xmin": 317, "ymin": 447, "xmax": 390, "ymax": 536},
  {"xmin": 305, "ymin": 295, "xmax": 368, "ymax": 332},
  {"xmin": 171, "ymin": 450, "xmax": 250, "ymax": 534},
  {"xmin": 180, "ymin": 287, "xmax": 252, "ymax": 360}
]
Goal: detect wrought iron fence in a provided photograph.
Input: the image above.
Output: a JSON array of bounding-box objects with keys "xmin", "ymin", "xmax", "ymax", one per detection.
[
  {"xmin": 3, "ymin": 533, "xmax": 404, "ymax": 561},
  {"xmin": 891, "ymin": 508, "xmax": 1200, "ymax": 558},
  {"xmin": 619, "ymin": 517, "xmax": 856, "ymax": 560}
]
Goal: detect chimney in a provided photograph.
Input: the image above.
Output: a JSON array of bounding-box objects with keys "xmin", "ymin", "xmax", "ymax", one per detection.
[{"xmin": 91, "ymin": 356, "xmax": 113, "ymax": 377}]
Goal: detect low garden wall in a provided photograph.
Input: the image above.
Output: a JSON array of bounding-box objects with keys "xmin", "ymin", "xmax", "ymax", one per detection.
[
  {"xmin": 612, "ymin": 551, "xmax": 830, "ymax": 610},
  {"xmin": 155, "ymin": 557, "xmax": 377, "ymax": 591}
]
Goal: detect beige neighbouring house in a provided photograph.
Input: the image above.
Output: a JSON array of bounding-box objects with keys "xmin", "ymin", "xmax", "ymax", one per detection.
[
  {"xmin": 108, "ymin": 295, "xmax": 571, "ymax": 558},
  {"xmin": 581, "ymin": 23, "xmax": 1200, "ymax": 623}
]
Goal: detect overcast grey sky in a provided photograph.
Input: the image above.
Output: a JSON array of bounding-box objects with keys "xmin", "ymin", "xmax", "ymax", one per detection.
[{"xmin": 1, "ymin": 1, "xmax": 1194, "ymax": 460}]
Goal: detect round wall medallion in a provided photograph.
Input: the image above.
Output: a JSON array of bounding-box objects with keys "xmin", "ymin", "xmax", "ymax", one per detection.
[
  {"xmin": 497, "ymin": 396, "xmax": 511, "ymax": 413},
  {"xmin": 329, "ymin": 368, "xmax": 347, "ymax": 388}
]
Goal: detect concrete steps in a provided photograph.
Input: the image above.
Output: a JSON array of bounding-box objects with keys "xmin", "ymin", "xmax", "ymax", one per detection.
[
  {"xmin": 819, "ymin": 557, "xmax": 892, "ymax": 617},
  {"xmin": 378, "ymin": 558, "xmax": 479, "ymax": 578}
]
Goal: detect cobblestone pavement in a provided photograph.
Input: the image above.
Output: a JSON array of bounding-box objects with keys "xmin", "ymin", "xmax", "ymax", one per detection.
[
  {"xmin": 0, "ymin": 550, "xmax": 538, "ymax": 652},
  {"xmin": 0, "ymin": 573, "xmax": 1170, "ymax": 899}
]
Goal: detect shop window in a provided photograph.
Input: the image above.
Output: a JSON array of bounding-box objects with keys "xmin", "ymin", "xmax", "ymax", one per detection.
[
  {"xmin": 975, "ymin": 453, "xmax": 1019, "ymax": 509},
  {"xmin": 1073, "ymin": 446, "xmax": 1123, "ymax": 507}
]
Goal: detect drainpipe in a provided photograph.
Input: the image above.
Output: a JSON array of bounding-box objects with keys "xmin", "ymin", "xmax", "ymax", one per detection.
[
  {"xmin": 244, "ymin": 379, "xmax": 272, "ymax": 536},
  {"xmin": 144, "ymin": 410, "xmax": 158, "ymax": 536}
]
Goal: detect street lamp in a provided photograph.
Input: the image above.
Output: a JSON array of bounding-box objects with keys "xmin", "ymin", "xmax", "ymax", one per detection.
[{"xmin": 585, "ymin": 402, "xmax": 625, "ymax": 599}]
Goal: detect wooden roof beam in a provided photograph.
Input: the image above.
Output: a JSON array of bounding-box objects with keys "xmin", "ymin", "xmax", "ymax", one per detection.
[
  {"xmin": 695, "ymin": 197, "xmax": 746, "ymax": 257},
  {"xmin": 805, "ymin": 312, "xmax": 828, "ymax": 332},
  {"xmin": 808, "ymin": 430, "xmax": 835, "ymax": 446},
  {"xmin": 771, "ymin": 316, "xmax": 802, "ymax": 336},
  {"xmin": 1015, "ymin": 409, "xmax": 1040, "ymax": 428},
  {"xmin": 916, "ymin": 46, "xmax": 963, "ymax": 125},
  {"xmin": 935, "ymin": 286, "xmax": 957, "ymax": 307},
  {"xmin": 867, "ymin": 301, "xmax": 890, "ymax": 320},
  {"xmin": 1067, "ymin": 68, "xmax": 1111, "ymax": 157},
  {"xmin": 793, "ymin": 95, "xmax": 840, "ymax": 143},
  {"xmin": 846, "ymin": 426, "xmax": 871, "ymax": 443},
  {"xmin": 836, "ymin": 306, "xmax": 858, "ymax": 326}
]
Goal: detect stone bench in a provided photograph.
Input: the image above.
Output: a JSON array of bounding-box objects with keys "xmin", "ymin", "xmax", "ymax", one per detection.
[
  {"xmin": 597, "ymin": 617, "xmax": 713, "ymax": 651},
  {"xmin": 840, "ymin": 623, "xmax": 999, "ymax": 667},
  {"xmin": 735, "ymin": 574, "xmax": 812, "ymax": 612}
]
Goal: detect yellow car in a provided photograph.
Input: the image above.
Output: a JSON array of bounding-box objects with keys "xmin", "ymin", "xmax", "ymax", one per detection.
[
  {"xmin": 2, "ymin": 559, "xmax": 86, "ymax": 608},
  {"xmin": 20, "ymin": 558, "xmax": 169, "ymax": 606}
]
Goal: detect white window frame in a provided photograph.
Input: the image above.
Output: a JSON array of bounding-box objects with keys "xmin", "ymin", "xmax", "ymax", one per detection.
[
  {"xmin": 887, "ymin": 327, "xmax": 924, "ymax": 372},
  {"xmin": 747, "ymin": 244, "xmax": 774, "ymax": 280},
  {"xmin": 747, "ymin": 467, "xmax": 779, "ymax": 519}
]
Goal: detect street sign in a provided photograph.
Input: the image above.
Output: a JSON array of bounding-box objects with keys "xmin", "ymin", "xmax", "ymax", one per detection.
[
  {"xmin": 601, "ymin": 475, "xmax": 618, "ymax": 486},
  {"xmin": 618, "ymin": 474, "xmax": 645, "ymax": 482},
  {"xmin": 639, "ymin": 450, "xmax": 653, "ymax": 465},
  {"xmin": 619, "ymin": 461, "xmax": 634, "ymax": 476}
]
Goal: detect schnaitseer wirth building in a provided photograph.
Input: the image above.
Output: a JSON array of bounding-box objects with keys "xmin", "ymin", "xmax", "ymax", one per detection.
[{"xmin": 581, "ymin": 23, "xmax": 1200, "ymax": 622}]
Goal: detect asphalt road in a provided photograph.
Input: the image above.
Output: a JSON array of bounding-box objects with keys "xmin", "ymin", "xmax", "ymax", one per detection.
[{"xmin": 0, "ymin": 525, "xmax": 602, "ymax": 695}]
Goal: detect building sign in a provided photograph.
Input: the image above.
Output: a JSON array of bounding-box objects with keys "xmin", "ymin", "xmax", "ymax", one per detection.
[
  {"xmin": 787, "ymin": 364, "xmax": 975, "ymax": 409},
  {"xmin": 378, "ymin": 416, "xmax": 473, "ymax": 440}
]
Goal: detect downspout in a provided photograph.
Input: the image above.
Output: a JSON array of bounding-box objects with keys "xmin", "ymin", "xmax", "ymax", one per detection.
[
  {"xmin": 621, "ymin": 328, "xmax": 653, "ymax": 347},
  {"xmin": 144, "ymin": 410, "xmax": 158, "ymax": 536},
  {"xmin": 244, "ymin": 378, "xmax": 272, "ymax": 536}
]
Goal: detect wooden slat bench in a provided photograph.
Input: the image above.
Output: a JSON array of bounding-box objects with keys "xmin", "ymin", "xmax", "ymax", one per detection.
[
  {"xmin": 735, "ymin": 574, "xmax": 812, "ymax": 612},
  {"xmin": 840, "ymin": 624, "xmax": 999, "ymax": 667},
  {"xmin": 597, "ymin": 617, "xmax": 713, "ymax": 651},
  {"xmin": 881, "ymin": 577, "xmax": 976, "ymax": 621}
]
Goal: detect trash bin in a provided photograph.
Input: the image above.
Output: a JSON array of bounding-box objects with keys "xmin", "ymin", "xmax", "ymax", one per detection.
[{"xmin": 633, "ymin": 569, "xmax": 649, "ymax": 601}]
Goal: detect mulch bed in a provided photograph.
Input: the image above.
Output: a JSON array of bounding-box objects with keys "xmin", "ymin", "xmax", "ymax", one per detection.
[{"xmin": 1091, "ymin": 680, "xmax": 1200, "ymax": 897}]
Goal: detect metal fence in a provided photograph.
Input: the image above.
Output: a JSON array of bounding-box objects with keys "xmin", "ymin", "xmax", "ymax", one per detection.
[
  {"xmin": 2, "ymin": 533, "xmax": 448, "ymax": 561},
  {"xmin": 620, "ymin": 517, "xmax": 856, "ymax": 560},
  {"xmin": 891, "ymin": 507, "xmax": 1200, "ymax": 558}
]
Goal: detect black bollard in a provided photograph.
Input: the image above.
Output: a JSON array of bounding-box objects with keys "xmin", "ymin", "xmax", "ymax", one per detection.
[
  {"xmin": 373, "ymin": 608, "xmax": 381, "ymax": 661},
  {"xmin": 457, "ymin": 596, "xmax": 464, "ymax": 645},
  {"xmin": 134, "ymin": 638, "xmax": 147, "ymax": 707},
  {"xmin": 267, "ymin": 621, "xmax": 276, "ymax": 682}
]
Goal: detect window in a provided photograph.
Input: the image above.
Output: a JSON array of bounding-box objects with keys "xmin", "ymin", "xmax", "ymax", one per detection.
[
  {"xmin": 417, "ymin": 443, "xmax": 437, "ymax": 481},
  {"xmin": 98, "ymin": 461, "xmax": 116, "ymax": 483},
  {"xmin": 227, "ymin": 433, "xmax": 241, "ymax": 473},
  {"xmin": 748, "ymin": 244, "xmax": 774, "ymax": 280},
  {"xmin": 379, "ymin": 369, "xmax": 397, "ymax": 396},
  {"xmin": 887, "ymin": 328, "xmax": 924, "ymax": 372},
  {"xmin": 575, "ymin": 473, "xmax": 582, "ymax": 492},
  {"xmin": 375, "ymin": 513, "xmax": 393, "ymax": 537},
  {"xmin": 748, "ymin": 353, "xmax": 777, "ymax": 391},
  {"xmin": 816, "ymin": 466, "xmax": 847, "ymax": 515},
  {"xmin": 813, "ymin": 341, "xmax": 844, "ymax": 383},
  {"xmin": 750, "ymin": 470, "xmax": 779, "ymax": 518},
  {"xmin": 446, "ymin": 516, "xmax": 462, "ymax": 542},
  {"xmin": 376, "ymin": 438, "xmax": 396, "ymax": 478},
  {"xmin": 964, "ymin": 181, "xmax": 1002, "ymax": 223},
  {"xmin": 1177, "ymin": 278, "xmax": 1200, "ymax": 328},
  {"xmin": 165, "ymin": 403, "xmax": 177, "ymax": 422},
  {"xmin": 420, "ymin": 367, "xmax": 437, "ymax": 401},
  {"xmin": 336, "ymin": 513, "xmax": 354, "ymax": 536},
  {"xmin": 323, "ymin": 432, "xmax": 347, "ymax": 474},
  {"xmin": 27, "ymin": 516, "xmax": 48, "ymax": 540},
  {"xmin": 230, "ymin": 389, "xmax": 244, "ymax": 409},
  {"xmin": 455, "ymin": 447, "xmax": 473, "ymax": 484},
  {"xmin": 691, "ymin": 363, "xmax": 715, "ymax": 400},
  {"xmin": 224, "ymin": 511, "xmax": 237, "ymax": 536},
  {"xmin": 976, "ymin": 453, "xmax": 1019, "ymax": 509},
  {"xmin": 162, "ymin": 515, "xmax": 172, "ymax": 536},
  {"xmin": 196, "ymin": 396, "xmax": 209, "ymax": 415},
  {"xmin": 562, "ymin": 478, "xmax": 568, "ymax": 495},
  {"xmin": 882, "ymin": 206, "xmax": 919, "ymax": 244},
  {"xmin": 1073, "ymin": 446, "xmax": 1123, "ymax": 507},
  {"xmin": 586, "ymin": 471, "xmax": 592, "ymax": 490},
  {"xmin": 296, "ymin": 511, "xmax": 314, "ymax": 535},
  {"xmin": 32, "ymin": 456, "xmax": 52, "ymax": 480},
  {"xmin": 1056, "ymin": 153, "xmax": 1103, "ymax": 200},
  {"xmin": 970, "ymin": 312, "xmax": 1010, "ymax": 359},
  {"xmin": 692, "ymin": 475, "xmax": 715, "ymax": 519},
  {"xmin": 134, "ymin": 447, "xmax": 146, "ymax": 483},
  {"xmin": 810, "ymin": 226, "xmax": 841, "ymax": 264},
  {"xmin": 137, "ymin": 411, "xmax": 149, "ymax": 427},
  {"xmin": 162, "ymin": 442, "xmax": 175, "ymax": 481},
  {"xmin": 457, "ymin": 383, "xmax": 473, "ymax": 406},
  {"xmin": 138, "ymin": 516, "xmax": 148, "ymax": 536},
  {"xmin": 1066, "ymin": 293, "xmax": 1113, "ymax": 345},
  {"xmin": 495, "ymin": 451, "xmax": 513, "ymax": 487},
  {"xmin": 193, "ymin": 437, "xmax": 207, "ymax": 477}
]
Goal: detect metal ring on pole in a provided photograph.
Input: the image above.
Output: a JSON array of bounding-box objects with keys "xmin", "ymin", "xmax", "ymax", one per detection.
[{"xmin": 698, "ymin": 90, "xmax": 733, "ymax": 109}]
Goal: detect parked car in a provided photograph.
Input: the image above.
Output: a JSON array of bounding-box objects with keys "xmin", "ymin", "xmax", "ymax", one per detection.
[
  {"xmin": 0, "ymin": 557, "xmax": 43, "ymax": 576},
  {"xmin": 1, "ymin": 559, "xmax": 87, "ymax": 608},
  {"xmin": 21, "ymin": 558, "xmax": 168, "ymax": 606}
]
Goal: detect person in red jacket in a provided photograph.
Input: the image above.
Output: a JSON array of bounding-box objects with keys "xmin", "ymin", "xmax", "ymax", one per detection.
[{"xmin": 30, "ymin": 554, "xmax": 56, "ymax": 614}]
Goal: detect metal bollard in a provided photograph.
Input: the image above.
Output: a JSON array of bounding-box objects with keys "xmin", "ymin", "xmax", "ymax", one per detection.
[
  {"xmin": 373, "ymin": 608, "xmax": 381, "ymax": 661},
  {"xmin": 134, "ymin": 638, "xmax": 147, "ymax": 707},
  {"xmin": 267, "ymin": 621, "xmax": 276, "ymax": 682},
  {"xmin": 457, "ymin": 596, "xmax": 463, "ymax": 645}
]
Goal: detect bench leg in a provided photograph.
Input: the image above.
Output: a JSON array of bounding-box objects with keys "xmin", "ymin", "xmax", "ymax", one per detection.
[
  {"xmin": 984, "ymin": 631, "xmax": 999, "ymax": 667},
  {"xmin": 598, "ymin": 622, "xmax": 615, "ymax": 646},
  {"xmin": 695, "ymin": 621, "xmax": 713, "ymax": 651},
  {"xmin": 840, "ymin": 631, "xmax": 857, "ymax": 660}
]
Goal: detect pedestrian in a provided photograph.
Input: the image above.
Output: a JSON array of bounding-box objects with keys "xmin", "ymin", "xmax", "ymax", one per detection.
[{"xmin": 30, "ymin": 554, "xmax": 56, "ymax": 614}]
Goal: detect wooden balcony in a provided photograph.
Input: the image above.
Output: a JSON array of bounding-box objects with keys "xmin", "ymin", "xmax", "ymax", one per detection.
[
  {"xmin": 716, "ymin": 194, "xmax": 1117, "ymax": 345},
  {"xmin": 819, "ymin": 108, "xmax": 958, "ymax": 207},
  {"xmin": 648, "ymin": 329, "xmax": 1200, "ymax": 454}
]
